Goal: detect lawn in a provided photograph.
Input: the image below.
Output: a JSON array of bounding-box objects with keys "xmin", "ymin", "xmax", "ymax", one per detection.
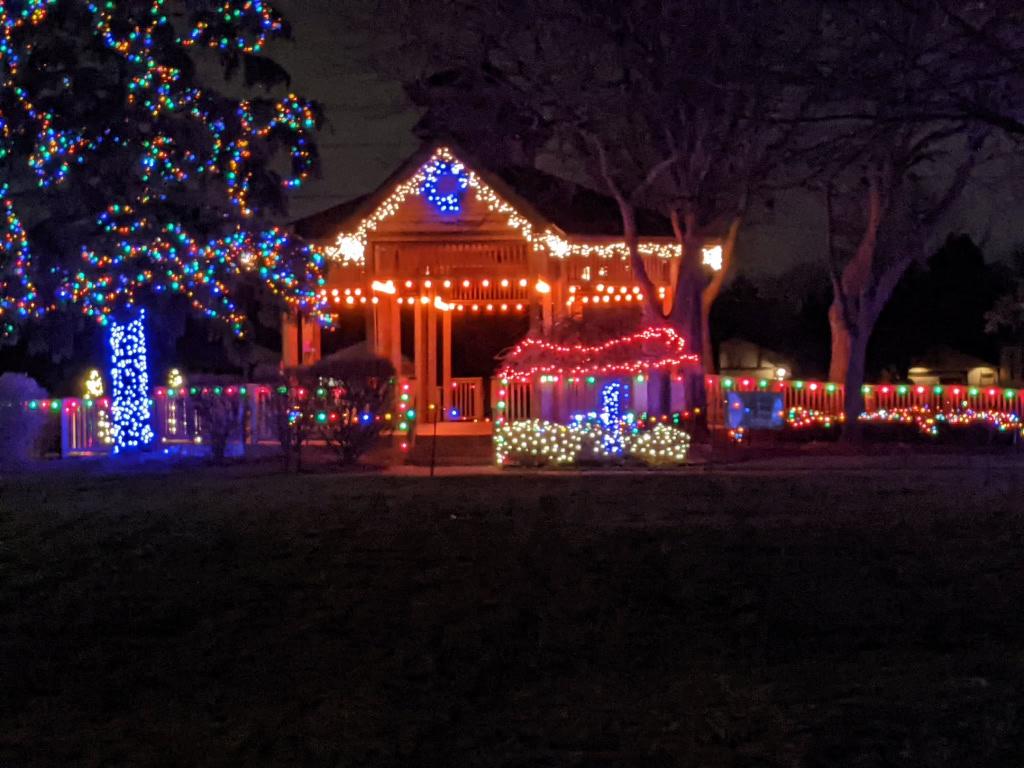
[{"xmin": 3, "ymin": 459, "xmax": 1024, "ymax": 766}]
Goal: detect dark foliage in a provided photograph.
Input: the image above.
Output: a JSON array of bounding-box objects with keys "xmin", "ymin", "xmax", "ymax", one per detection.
[
  {"xmin": 188, "ymin": 378, "xmax": 248, "ymax": 464},
  {"xmin": 304, "ymin": 354, "xmax": 396, "ymax": 466}
]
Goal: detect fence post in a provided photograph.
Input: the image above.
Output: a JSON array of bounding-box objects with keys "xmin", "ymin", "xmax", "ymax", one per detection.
[{"xmin": 60, "ymin": 400, "xmax": 71, "ymax": 458}]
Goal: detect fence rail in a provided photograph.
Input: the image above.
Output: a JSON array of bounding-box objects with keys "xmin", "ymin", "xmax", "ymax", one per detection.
[
  {"xmin": 491, "ymin": 379, "xmax": 531, "ymax": 422},
  {"xmin": 706, "ymin": 375, "xmax": 1024, "ymax": 426},
  {"xmin": 28, "ymin": 374, "xmax": 1024, "ymax": 458}
]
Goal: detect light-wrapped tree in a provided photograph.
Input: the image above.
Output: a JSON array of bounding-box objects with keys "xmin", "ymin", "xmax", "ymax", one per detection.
[{"xmin": 0, "ymin": 0, "xmax": 329, "ymax": 450}]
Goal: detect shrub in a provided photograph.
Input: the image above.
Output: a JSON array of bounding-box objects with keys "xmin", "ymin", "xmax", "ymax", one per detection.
[
  {"xmin": 260, "ymin": 375, "xmax": 315, "ymax": 473},
  {"xmin": 0, "ymin": 373, "xmax": 47, "ymax": 463},
  {"xmin": 188, "ymin": 377, "xmax": 247, "ymax": 463},
  {"xmin": 304, "ymin": 354, "xmax": 396, "ymax": 466},
  {"xmin": 494, "ymin": 418, "xmax": 691, "ymax": 467}
]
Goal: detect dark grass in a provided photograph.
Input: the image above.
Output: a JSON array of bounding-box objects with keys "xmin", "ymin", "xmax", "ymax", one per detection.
[{"xmin": 3, "ymin": 462, "xmax": 1024, "ymax": 766}]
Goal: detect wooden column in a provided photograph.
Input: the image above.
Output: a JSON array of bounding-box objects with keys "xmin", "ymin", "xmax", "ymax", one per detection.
[
  {"xmin": 442, "ymin": 308, "xmax": 453, "ymax": 418},
  {"xmin": 541, "ymin": 290, "xmax": 554, "ymax": 336},
  {"xmin": 555, "ymin": 261, "xmax": 570, "ymax": 324},
  {"xmin": 281, "ymin": 312, "xmax": 298, "ymax": 367},
  {"xmin": 301, "ymin": 316, "xmax": 321, "ymax": 365},
  {"xmin": 426, "ymin": 298, "xmax": 438, "ymax": 420},
  {"xmin": 365, "ymin": 303, "xmax": 379, "ymax": 355},
  {"xmin": 539, "ymin": 380, "xmax": 554, "ymax": 421},
  {"xmin": 282, "ymin": 312, "xmax": 319, "ymax": 365},
  {"xmin": 414, "ymin": 298, "xmax": 426, "ymax": 422},
  {"xmin": 389, "ymin": 298, "xmax": 402, "ymax": 377}
]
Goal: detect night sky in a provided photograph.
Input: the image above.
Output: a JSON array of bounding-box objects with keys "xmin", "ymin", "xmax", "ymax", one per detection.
[{"xmin": 275, "ymin": 1, "xmax": 1024, "ymax": 278}]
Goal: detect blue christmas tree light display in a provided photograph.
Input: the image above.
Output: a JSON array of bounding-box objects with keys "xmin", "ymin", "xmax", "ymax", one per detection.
[
  {"xmin": 109, "ymin": 309, "xmax": 155, "ymax": 453},
  {"xmin": 421, "ymin": 160, "xmax": 469, "ymax": 213},
  {"xmin": 599, "ymin": 381, "xmax": 624, "ymax": 454}
]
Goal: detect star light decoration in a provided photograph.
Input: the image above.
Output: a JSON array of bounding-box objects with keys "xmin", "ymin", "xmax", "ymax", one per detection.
[
  {"xmin": 85, "ymin": 369, "xmax": 104, "ymax": 398},
  {"xmin": 0, "ymin": 0, "xmax": 329, "ymax": 339},
  {"xmin": 83, "ymin": 369, "xmax": 115, "ymax": 446},
  {"xmin": 326, "ymin": 147, "xmax": 723, "ymax": 269}
]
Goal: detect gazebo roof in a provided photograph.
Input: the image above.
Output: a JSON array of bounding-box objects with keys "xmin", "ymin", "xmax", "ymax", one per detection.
[{"xmin": 292, "ymin": 140, "xmax": 676, "ymax": 242}]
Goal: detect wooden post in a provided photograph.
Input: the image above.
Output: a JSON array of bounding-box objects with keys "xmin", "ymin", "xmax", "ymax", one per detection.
[
  {"xmin": 414, "ymin": 298, "xmax": 425, "ymax": 422},
  {"xmin": 365, "ymin": 303, "xmax": 379, "ymax": 355},
  {"xmin": 389, "ymin": 298, "xmax": 402, "ymax": 376},
  {"xmin": 442, "ymin": 309, "xmax": 452, "ymax": 418},
  {"xmin": 282, "ymin": 312, "xmax": 299, "ymax": 367},
  {"xmin": 541, "ymin": 289, "xmax": 553, "ymax": 336},
  {"xmin": 427, "ymin": 297, "xmax": 438, "ymax": 420},
  {"xmin": 555, "ymin": 262, "xmax": 570, "ymax": 324},
  {"xmin": 302, "ymin": 315, "xmax": 321, "ymax": 364},
  {"xmin": 60, "ymin": 401, "xmax": 71, "ymax": 458}
]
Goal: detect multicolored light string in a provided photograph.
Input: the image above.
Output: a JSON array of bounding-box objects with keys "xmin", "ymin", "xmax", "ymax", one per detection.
[
  {"xmin": 0, "ymin": 0, "xmax": 325, "ymax": 339},
  {"xmin": 857, "ymin": 407, "xmax": 1024, "ymax": 437},
  {"xmin": 784, "ymin": 405, "xmax": 1024, "ymax": 437}
]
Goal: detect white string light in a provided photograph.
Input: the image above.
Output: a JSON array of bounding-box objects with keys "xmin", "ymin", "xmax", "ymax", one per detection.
[
  {"xmin": 702, "ymin": 245, "xmax": 723, "ymax": 271},
  {"xmin": 494, "ymin": 418, "xmax": 690, "ymax": 466},
  {"xmin": 326, "ymin": 147, "xmax": 715, "ymax": 267}
]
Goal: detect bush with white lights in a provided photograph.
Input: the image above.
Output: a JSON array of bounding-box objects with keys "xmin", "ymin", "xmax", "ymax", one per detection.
[{"xmin": 495, "ymin": 418, "xmax": 690, "ymax": 467}]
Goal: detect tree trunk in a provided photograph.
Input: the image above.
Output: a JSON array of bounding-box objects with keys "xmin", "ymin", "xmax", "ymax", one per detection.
[
  {"xmin": 700, "ymin": 214, "xmax": 742, "ymax": 376},
  {"xmin": 700, "ymin": 301, "xmax": 714, "ymax": 377},
  {"xmin": 841, "ymin": 331, "xmax": 868, "ymax": 443},
  {"xmin": 686, "ymin": 369, "xmax": 708, "ymax": 431},
  {"xmin": 828, "ymin": 300, "xmax": 852, "ymax": 384},
  {"xmin": 668, "ymin": 220, "xmax": 709, "ymax": 438}
]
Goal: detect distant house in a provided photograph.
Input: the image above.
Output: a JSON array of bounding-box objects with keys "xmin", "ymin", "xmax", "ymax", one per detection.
[
  {"xmin": 717, "ymin": 338, "xmax": 794, "ymax": 382},
  {"xmin": 907, "ymin": 346, "xmax": 999, "ymax": 387}
]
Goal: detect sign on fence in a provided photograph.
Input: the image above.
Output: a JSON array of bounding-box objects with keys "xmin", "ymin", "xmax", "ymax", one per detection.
[{"xmin": 726, "ymin": 391, "xmax": 785, "ymax": 430}]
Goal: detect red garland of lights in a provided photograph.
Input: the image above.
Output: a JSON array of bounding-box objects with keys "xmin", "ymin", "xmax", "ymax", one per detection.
[{"xmin": 496, "ymin": 326, "xmax": 700, "ymax": 383}]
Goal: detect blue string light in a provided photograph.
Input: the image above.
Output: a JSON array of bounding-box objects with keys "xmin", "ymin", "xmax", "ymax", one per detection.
[
  {"xmin": 421, "ymin": 160, "xmax": 469, "ymax": 214},
  {"xmin": 109, "ymin": 309, "xmax": 154, "ymax": 452},
  {"xmin": 599, "ymin": 382, "xmax": 624, "ymax": 453}
]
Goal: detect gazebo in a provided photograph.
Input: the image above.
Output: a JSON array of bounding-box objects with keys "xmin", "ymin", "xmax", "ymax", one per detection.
[{"xmin": 289, "ymin": 141, "xmax": 721, "ymax": 434}]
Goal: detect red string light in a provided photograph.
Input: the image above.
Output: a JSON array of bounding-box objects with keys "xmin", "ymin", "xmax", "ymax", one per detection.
[{"xmin": 496, "ymin": 326, "xmax": 699, "ymax": 383}]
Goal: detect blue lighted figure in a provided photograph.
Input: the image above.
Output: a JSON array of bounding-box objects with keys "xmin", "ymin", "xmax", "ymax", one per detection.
[
  {"xmin": 600, "ymin": 382, "xmax": 624, "ymax": 454},
  {"xmin": 109, "ymin": 309, "xmax": 155, "ymax": 453},
  {"xmin": 421, "ymin": 161, "xmax": 469, "ymax": 213}
]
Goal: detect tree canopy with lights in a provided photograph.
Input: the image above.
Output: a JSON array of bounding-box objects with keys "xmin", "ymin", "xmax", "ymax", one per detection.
[{"xmin": 0, "ymin": 0, "xmax": 329, "ymax": 348}]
